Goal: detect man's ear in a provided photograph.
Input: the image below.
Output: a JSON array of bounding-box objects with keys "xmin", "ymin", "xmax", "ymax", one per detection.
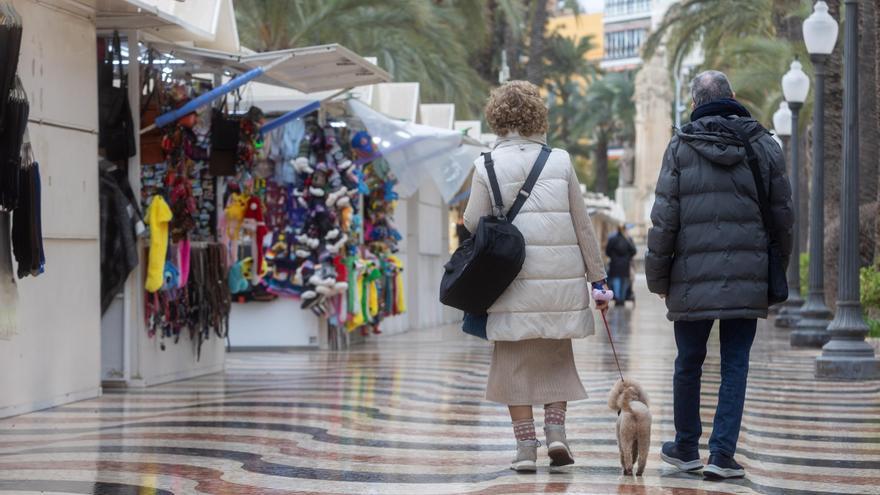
[
  {"xmin": 732, "ymin": 91, "xmax": 736, "ymax": 99},
  {"xmin": 691, "ymin": 100, "xmax": 696, "ymax": 110}
]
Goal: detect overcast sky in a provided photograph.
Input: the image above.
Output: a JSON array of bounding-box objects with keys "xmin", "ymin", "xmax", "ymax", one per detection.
[{"xmin": 578, "ymin": 0, "xmax": 604, "ymax": 14}]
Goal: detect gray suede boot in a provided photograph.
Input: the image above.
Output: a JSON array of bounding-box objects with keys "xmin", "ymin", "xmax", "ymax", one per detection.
[
  {"xmin": 510, "ymin": 439, "xmax": 540, "ymax": 472},
  {"xmin": 545, "ymin": 424, "xmax": 574, "ymax": 468}
]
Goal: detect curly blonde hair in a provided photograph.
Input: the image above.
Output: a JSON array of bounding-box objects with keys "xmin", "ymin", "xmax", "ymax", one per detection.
[{"xmin": 485, "ymin": 80, "xmax": 548, "ymax": 137}]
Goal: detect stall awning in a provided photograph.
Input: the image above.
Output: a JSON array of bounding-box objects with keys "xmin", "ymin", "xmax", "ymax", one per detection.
[
  {"xmin": 94, "ymin": 0, "xmax": 223, "ymax": 41},
  {"xmin": 146, "ymin": 42, "xmax": 392, "ymax": 93},
  {"xmin": 348, "ymin": 100, "xmax": 486, "ymax": 203}
]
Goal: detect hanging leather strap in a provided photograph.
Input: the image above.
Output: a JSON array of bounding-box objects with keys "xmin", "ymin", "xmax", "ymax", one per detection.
[
  {"xmin": 508, "ymin": 145, "xmax": 551, "ymax": 222},
  {"xmin": 482, "ymin": 152, "xmax": 505, "ymax": 218},
  {"xmin": 729, "ymin": 122, "xmax": 774, "ymax": 233},
  {"xmin": 482, "ymin": 145, "xmax": 551, "ymax": 221}
]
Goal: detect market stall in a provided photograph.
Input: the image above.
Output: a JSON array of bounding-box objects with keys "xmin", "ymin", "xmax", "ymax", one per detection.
[{"xmin": 226, "ymin": 83, "xmax": 480, "ymax": 350}]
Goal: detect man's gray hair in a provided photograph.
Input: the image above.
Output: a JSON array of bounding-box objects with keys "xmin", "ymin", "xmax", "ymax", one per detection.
[{"xmin": 690, "ymin": 70, "xmax": 734, "ymax": 106}]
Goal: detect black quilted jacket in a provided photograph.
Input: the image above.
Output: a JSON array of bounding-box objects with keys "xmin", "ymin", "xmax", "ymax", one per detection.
[{"xmin": 645, "ymin": 115, "xmax": 793, "ymax": 321}]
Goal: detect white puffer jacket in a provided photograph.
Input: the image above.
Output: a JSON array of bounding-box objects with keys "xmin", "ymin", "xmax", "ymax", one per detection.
[{"xmin": 463, "ymin": 135, "xmax": 607, "ymax": 341}]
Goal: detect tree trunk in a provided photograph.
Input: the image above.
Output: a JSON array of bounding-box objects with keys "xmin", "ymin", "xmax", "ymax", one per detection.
[
  {"xmin": 823, "ymin": 0, "xmax": 844, "ymax": 308},
  {"xmin": 594, "ymin": 133, "xmax": 609, "ymax": 194},
  {"xmin": 860, "ymin": 0, "xmax": 878, "ymax": 261},
  {"xmin": 472, "ymin": 0, "xmax": 500, "ymax": 85},
  {"xmin": 525, "ymin": 0, "xmax": 548, "ymax": 85}
]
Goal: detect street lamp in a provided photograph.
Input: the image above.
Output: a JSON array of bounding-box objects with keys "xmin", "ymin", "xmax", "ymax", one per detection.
[
  {"xmin": 794, "ymin": 0, "xmax": 838, "ymax": 347},
  {"xmin": 775, "ymin": 60, "xmax": 809, "ymax": 328},
  {"xmin": 816, "ymin": 0, "xmax": 880, "ymax": 379},
  {"xmin": 770, "ymin": 103, "xmax": 791, "ymax": 311}
]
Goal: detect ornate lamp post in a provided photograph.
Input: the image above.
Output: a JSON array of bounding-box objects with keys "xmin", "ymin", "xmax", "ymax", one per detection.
[
  {"xmin": 794, "ymin": 1, "xmax": 838, "ymax": 347},
  {"xmin": 816, "ymin": 0, "xmax": 880, "ymax": 379},
  {"xmin": 775, "ymin": 61, "xmax": 809, "ymax": 328},
  {"xmin": 769, "ymin": 104, "xmax": 790, "ymax": 316}
]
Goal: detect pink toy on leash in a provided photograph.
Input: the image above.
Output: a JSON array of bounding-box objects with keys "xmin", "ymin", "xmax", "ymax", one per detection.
[{"xmin": 592, "ymin": 287, "xmax": 614, "ymax": 302}]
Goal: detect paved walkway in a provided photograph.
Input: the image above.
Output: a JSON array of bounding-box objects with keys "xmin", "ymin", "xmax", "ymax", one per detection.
[{"xmin": 1, "ymin": 280, "xmax": 878, "ymax": 494}]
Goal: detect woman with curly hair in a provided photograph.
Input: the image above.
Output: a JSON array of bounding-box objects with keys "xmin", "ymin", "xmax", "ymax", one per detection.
[{"xmin": 463, "ymin": 80, "xmax": 608, "ymax": 472}]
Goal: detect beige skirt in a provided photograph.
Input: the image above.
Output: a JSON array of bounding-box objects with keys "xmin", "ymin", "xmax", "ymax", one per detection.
[{"xmin": 485, "ymin": 338, "xmax": 588, "ymax": 405}]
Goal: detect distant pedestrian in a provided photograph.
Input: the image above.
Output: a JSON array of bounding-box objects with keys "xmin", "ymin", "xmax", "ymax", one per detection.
[
  {"xmin": 463, "ymin": 81, "xmax": 608, "ymax": 472},
  {"xmin": 646, "ymin": 70, "xmax": 793, "ymax": 480},
  {"xmin": 605, "ymin": 224, "xmax": 636, "ymax": 305}
]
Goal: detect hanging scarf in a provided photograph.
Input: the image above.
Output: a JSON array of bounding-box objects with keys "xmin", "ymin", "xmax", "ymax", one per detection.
[
  {"xmin": 689, "ymin": 98, "xmax": 752, "ymax": 123},
  {"xmin": 145, "ymin": 195, "xmax": 173, "ymax": 293},
  {"xmin": 0, "ymin": 211, "xmax": 18, "ymax": 339},
  {"xmin": 12, "ymin": 161, "xmax": 45, "ymax": 278}
]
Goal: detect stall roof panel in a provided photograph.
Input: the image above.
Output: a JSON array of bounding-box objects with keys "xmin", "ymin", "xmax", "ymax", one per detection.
[
  {"xmin": 94, "ymin": 0, "xmax": 222, "ymax": 41},
  {"xmin": 147, "ymin": 43, "xmax": 391, "ymax": 94},
  {"xmin": 244, "ymin": 45, "xmax": 392, "ymax": 93}
]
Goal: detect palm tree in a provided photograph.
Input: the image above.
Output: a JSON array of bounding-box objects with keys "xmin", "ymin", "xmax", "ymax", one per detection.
[
  {"xmin": 234, "ymin": 0, "xmax": 489, "ymax": 116},
  {"xmin": 525, "ymin": 0, "xmax": 549, "ymax": 84},
  {"xmin": 544, "ymin": 33, "xmax": 600, "ymax": 158},
  {"xmin": 579, "ymin": 71, "xmax": 635, "ymax": 195},
  {"xmin": 643, "ymin": 0, "xmax": 809, "ymax": 70}
]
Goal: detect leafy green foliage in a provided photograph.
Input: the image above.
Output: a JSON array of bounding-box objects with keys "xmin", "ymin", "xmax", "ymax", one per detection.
[
  {"xmin": 800, "ymin": 252, "xmax": 809, "ymax": 299},
  {"xmin": 643, "ymin": 0, "xmax": 816, "ymax": 126},
  {"xmin": 859, "ymin": 265, "xmax": 880, "ymax": 338},
  {"xmin": 234, "ymin": 0, "xmax": 494, "ymax": 117}
]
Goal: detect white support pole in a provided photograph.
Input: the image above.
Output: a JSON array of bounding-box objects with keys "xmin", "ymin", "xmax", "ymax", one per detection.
[{"xmin": 124, "ymin": 30, "xmax": 141, "ymax": 385}]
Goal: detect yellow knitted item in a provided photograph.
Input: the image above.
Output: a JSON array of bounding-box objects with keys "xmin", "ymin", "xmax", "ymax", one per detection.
[
  {"xmin": 145, "ymin": 195, "xmax": 172, "ymax": 293},
  {"xmin": 368, "ymin": 277, "xmax": 379, "ymax": 317},
  {"xmin": 389, "ymin": 255, "xmax": 406, "ymax": 313},
  {"xmin": 347, "ymin": 270, "xmax": 366, "ymax": 331},
  {"xmin": 225, "ymin": 193, "xmax": 247, "ymax": 240}
]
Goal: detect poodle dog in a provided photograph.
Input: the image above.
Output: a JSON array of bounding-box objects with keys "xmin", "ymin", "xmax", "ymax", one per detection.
[{"xmin": 608, "ymin": 378, "xmax": 652, "ymax": 476}]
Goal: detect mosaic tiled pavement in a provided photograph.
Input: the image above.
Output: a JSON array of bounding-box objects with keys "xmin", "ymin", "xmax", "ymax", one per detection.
[{"xmin": 1, "ymin": 279, "xmax": 879, "ymax": 494}]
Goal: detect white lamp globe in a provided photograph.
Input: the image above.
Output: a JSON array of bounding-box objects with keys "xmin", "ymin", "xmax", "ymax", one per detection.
[
  {"xmin": 803, "ymin": 1, "xmax": 839, "ymax": 55},
  {"xmin": 773, "ymin": 101, "xmax": 792, "ymax": 137},
  {"xmin": 782, "ymin": 60, "xmax": 810, "ymax": 103}
]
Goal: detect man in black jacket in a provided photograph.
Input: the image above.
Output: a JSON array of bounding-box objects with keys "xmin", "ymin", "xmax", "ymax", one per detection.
[{"xmin": 645, "ymin": 71, "xmax": 793, "ymax": 480}]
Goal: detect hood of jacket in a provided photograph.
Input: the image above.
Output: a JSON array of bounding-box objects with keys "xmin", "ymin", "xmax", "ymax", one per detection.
[{"xmin": 676, "ymin": 115, "xmax": 768, "ymax": 167}]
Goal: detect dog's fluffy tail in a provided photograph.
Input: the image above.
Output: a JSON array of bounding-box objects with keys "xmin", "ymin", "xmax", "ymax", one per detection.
[{"xmin": 626, "ymin": 400, "xmax": 649, "ymax": 419}]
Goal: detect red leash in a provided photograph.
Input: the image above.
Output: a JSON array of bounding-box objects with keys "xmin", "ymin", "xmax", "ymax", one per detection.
[{"xmin": 600, "ymin": 309, "xmax": 625, "ymax": 382}]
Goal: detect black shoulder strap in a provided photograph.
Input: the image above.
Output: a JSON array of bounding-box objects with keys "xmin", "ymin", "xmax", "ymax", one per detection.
[
  {"xmin": 730, "ymin": 122, "xmax": 773, "ymax": 232},
  {"xmin": 483, "ymin": 152, "xmax": 505, "ymax": 217},
  {"xmin": 507, "ymin": 146, "xmax": 552, "ymax": 222}
]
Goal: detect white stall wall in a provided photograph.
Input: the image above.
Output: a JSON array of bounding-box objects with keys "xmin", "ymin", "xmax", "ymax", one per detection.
[
  {"xmin": 0, "ymin": 1, "xmax": 102, "ymax": 418},
  {"xmin": 228, "ymin": 299, "xmax": 319, "ymax": 350}
]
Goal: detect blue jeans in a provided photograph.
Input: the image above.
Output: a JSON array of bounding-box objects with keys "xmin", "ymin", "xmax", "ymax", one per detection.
[
  {"xmin": 609, "ymin": 276, "xmax": 630, "ymax": 303},
  {"xmin": 673, "ymin": 318, "xmax": 757, "ymax": 457}
]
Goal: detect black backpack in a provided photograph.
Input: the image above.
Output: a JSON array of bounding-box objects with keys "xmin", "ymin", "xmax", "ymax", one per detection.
[{"xmin": 440, "ymin": 146, "xmax": 551, "ymax": 314}]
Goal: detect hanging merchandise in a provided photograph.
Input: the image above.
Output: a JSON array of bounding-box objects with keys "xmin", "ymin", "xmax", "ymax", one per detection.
[
  {"xmin": 99, "ymin": 160, "xmax": 142, "ymax": 312},
  {"xmin": 209, "ymin": 95, "xmax": 239, "ymax": 176},
  {"xmin": 0, "ymin": 2, "xmax": 22, "ymax": 134},
  {"xmin": 219, "ymin": 105, "xmax": 279, "ymax": 303},
  {"xmin": 98, "ymin": 31, "xmax": 136, "ymax": 162},
  {"xmin": 12, "ymin": 135, "xmax": 45, "ymax": 279},
  {"xmin": 0, "ymin": 77, "xmax": 27, "ymax": 211},
  {"xmin": 144, "ymin": 242, "xmax": 229, "ymax": 355},
  {"xmin": 141, "ymin": 82, "xmax": 217, "ymax": 241},
  {"xmin": 144, "ymin": 195, "xmax": 172, "ymax": 293}
]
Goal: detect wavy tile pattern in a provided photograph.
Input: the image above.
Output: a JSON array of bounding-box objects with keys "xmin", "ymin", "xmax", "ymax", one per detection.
[{"xmin": 0, "ymin": 281, "xmax": 878, "ymax": 494}]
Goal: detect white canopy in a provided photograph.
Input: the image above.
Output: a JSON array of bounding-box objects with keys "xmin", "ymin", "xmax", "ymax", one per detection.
[
  {"xmin": 348, "ymin": 100, "xmax": 485, "ymax": 202},
  {"xmin": 146, "ymin": 42, "xmax": 392, "ymax": 93}
]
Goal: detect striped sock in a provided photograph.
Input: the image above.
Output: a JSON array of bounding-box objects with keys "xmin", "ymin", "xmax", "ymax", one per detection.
[
  {"xmin": 545, "ymin": 406, "xmax": 566, "ymax": 426},
  {"xmin": 512, "ymin": 419, "xmax": 536, "ymax": 442}
]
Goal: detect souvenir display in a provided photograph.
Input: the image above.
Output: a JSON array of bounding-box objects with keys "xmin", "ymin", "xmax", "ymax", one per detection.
[
  {"xmin": 0, "ymin": 6, "xmax": 38, "ymax": 341},
  {"xmin": 139, "ymin": 81, "xmax": 408, "ymax": 349},
  {"xmin": 140, "ymin": 78, "xmax": 229, "ymax": 353}
]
